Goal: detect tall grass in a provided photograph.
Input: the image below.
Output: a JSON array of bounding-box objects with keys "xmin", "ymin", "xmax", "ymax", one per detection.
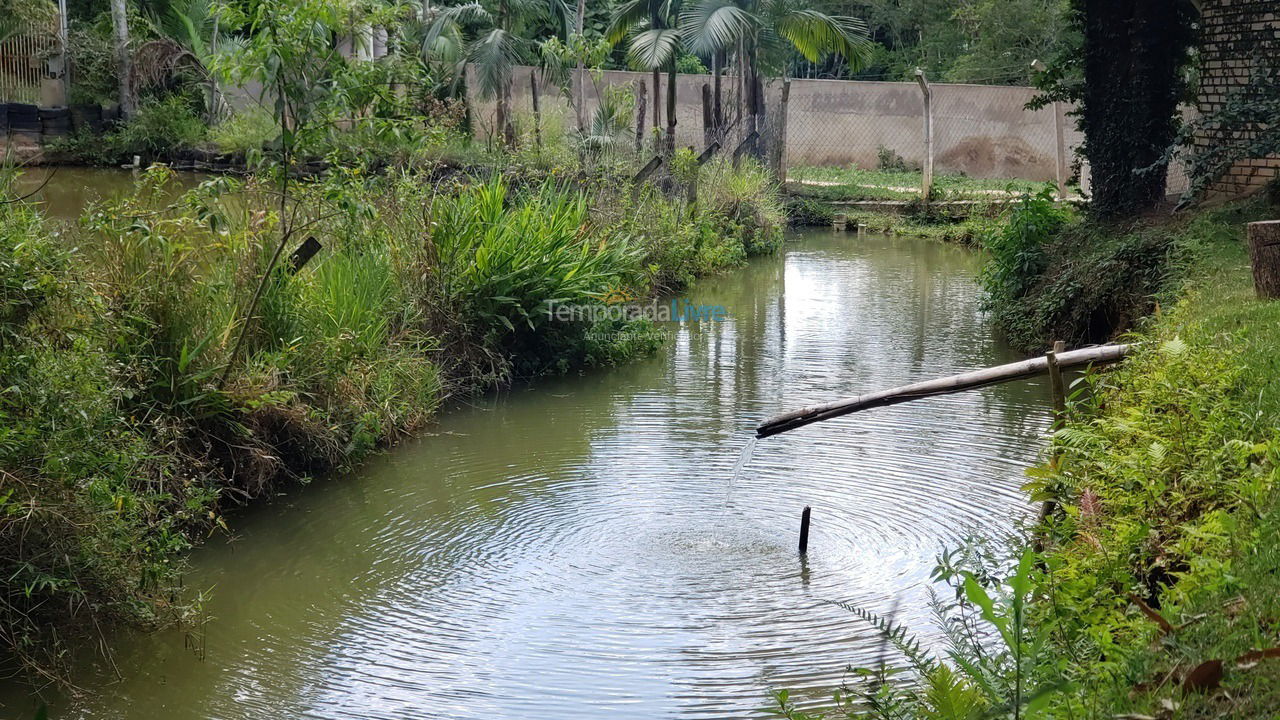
[{"xmin": 0, "ymin": 153, "xmax": 785, "ymax": 681}]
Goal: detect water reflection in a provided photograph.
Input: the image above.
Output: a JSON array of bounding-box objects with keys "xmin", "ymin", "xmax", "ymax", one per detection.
[{"xmin": 5, "ymin": 229, "xmax": 1053, "ymax": 720}]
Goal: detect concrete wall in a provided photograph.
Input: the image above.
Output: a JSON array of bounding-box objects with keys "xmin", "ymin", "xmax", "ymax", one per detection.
[
  {"xmin": 1194, "ymin": 0, "xmax": 1280, "ymax": 198},
  {"xmin": 469, "ymin": 66, "xmax": 1081, "ymax": 183}
]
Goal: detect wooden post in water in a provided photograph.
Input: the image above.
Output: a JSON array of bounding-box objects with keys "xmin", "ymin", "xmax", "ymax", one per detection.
[
  {"xmin": 1046, "ymin": 340, "xmax": 1067, "ymax": 422},
  {"xmin": 1037, "ymin": 340, "xmax": 1067, "ymax": 526},
  {"xmin": 799, "ymin": 506, "xmax": 811, "ymax": 554}
]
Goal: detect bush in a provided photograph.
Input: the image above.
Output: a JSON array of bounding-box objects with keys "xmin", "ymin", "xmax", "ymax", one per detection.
[
  {"xmin": 112, "ymin": 96, "xmax": 209, "ymax": 159},
  {"xmin": 209, "ymin": 109, "xmax": 278, "ymax": 155},
  {"xmin": 0, "ymin": 143, "xmax": 788, "ymax": 679},
  {"xmin": 973, "ymin": 188, "xmax": 1191, "ymax": 351}
]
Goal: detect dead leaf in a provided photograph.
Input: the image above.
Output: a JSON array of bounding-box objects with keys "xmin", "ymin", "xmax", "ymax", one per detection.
[
  {"xmin": 1129, "ymin": 592, "xmax": 1176, "ymax": 636},
  {"xmin": 1182, "ymin": 659, "xmax": 1223, "ymax": 694}
]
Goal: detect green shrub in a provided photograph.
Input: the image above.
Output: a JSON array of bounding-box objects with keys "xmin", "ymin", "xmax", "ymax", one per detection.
[
  {"xmin": 110, "ymin": 96, "xmax": 209, "ymax": 160},
  {"xmin": 209, "ymin": 109, "xmax": 278, "ymax": 155},
  {"xmin": 979, "ymin": 187, "xmax": 1072, "ymax": 313},
  {"xmin": 0, "ymin": 144, "xmax": 788, "ymax": 678},
  {"xmin": 783, "ymin": 196, "xmax": 836, "ymax": 227}
]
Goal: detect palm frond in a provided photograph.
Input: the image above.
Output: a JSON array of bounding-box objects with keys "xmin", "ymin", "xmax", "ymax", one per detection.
[
  {"xmin": 546, "ymin": 0, "xmax": 573, "ymax": 39},
  {"xmin": 468, "ymin": 28, "xmax": 518, "ymax": 100},
  {"xmin": 607, "ymin": 0, "xmax": 652, "ymax": 45},
  {"xmin": 539, "ymin": 42, "xmax": 570, "ymax": 89},
  {"xmin": 146, "ymin": 0, "xmax": 215, "ymax": 60},
  {"xmin": 773, "ymin": 8, "xmax": 872, "ymax": 71},
  {"xmin": 679, "ymin": 0, "xmax": 754, "ymax": 56},
  {"xmin": 626, "ymin": 27, "xmax": 681, "ymax": 70},
  {"xmin": 422, "ymin": 2, "xmax": 491, "ymax": 59}
]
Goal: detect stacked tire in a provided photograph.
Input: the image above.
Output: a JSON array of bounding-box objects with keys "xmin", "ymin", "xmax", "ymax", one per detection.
[
  {"xmin": 70, "ymin": 104, "xmax": 105, "ymax": 134},
  {"xmin": 6, "ymin": 103, "xmax": 41, "ymax": 145},
  {"xmin": 39, "ymin": 107, "xmax": 71, "ymax": 138}
]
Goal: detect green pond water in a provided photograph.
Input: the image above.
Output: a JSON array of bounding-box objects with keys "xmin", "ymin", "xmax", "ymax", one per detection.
[
  {"xmin": 3, "ymin": 173, "xmax": 1053, "ymax": 719},
  {"xmin": 11, "ymin": 166, "xmax": 207, "ymax": 220}
]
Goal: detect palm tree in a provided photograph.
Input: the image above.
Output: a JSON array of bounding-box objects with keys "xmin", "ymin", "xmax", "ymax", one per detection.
[
  {"xmin": 138, "ymin": 0, "xmax": 240, "ymax": 122},
  {"xmin": 110, "ymin": 0, "xmax": 135, "ymax": 118},
  {"xmin": 681, "ymin": 0, "xmax": 871, "ymax": 148},
  {"xmin": 607, "ymin": 0, "xmax": 684, "ymax": 155},
  {"xmin": 421, "ymin": 0, "xmax": 568, "ymax": 147}
]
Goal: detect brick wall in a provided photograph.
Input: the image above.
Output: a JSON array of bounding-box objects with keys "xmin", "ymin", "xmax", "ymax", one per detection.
[{"xmin": 1194, "ymin": 0, "xmax": 1280, "ymax": 197}]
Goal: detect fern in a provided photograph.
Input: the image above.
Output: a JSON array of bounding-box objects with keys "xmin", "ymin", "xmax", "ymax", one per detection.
[{"xmin": 830, "ymin": 600, "xmax": 937, "ymax": 674}]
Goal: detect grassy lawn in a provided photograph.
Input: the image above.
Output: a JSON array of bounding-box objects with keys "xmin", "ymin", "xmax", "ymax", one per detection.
[{"xmin": 786, "ymin": 164, "xmax": 1053, "ymax": 201}]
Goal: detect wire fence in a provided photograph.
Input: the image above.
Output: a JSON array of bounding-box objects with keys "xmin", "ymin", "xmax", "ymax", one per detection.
[{"xmin": 472, "ymin": 65, "xmax": 1191, "ymax": 200}]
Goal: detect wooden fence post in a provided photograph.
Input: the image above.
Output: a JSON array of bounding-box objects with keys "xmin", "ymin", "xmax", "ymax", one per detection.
[
  {"xmin": 913, "ymin": 68, "xmax": 933, "ymax": 200},
  {"xmin": 1053, "ymin": 101, "xmax": 1067, "ymax": 198},
  {"xmin": 635, "ymin": 80, "xmax": 646, "ymax": 155},
  {"xmin": 1247, "ymin": 221, "xmax": 1280, "ymax": 299},
  {"xmin": 529, "ymin": 70, "xmax": 542, "ymax": 150},
  {"xmin": 774, "ymin": 79, "xmax": 791, "ymax": 184},
  {"xmin": 1037, "ymin": 340, "xmax": 1067, "ymax": 527}
]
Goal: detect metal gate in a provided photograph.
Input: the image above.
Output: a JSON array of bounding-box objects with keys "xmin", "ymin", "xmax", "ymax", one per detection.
[{"xmin": 0, "ymin": 22, "xmax": 59, "ymax": 105}]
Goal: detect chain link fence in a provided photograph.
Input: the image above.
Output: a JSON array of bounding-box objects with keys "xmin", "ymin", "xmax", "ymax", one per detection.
[{"xmin": 471, "ymin": 65, "xmax": 1190, "ymax": 201}]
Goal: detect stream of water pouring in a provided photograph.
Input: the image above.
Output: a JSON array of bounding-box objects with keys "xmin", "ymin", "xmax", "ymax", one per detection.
[{"xmin": 725, "ymin": 435, "xmax": 758, "ymax": 508}]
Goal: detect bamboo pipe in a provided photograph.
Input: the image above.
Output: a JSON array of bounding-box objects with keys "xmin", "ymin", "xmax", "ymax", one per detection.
[{"xmin": 756, "ymin": 343, "xmax": 1133, "ymax": 439}]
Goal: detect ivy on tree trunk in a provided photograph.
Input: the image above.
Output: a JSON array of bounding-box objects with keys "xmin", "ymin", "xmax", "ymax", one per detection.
[{"xmin": 1079, "ymin": 0, "xmax": 1195, "ymax": 217}]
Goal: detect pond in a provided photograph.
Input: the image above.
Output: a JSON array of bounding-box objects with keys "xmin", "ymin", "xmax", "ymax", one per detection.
[
  {"xmin": 5, "ymin": 179, "xmax": 1052, "ymax": 718},
  {"xmin": 10, "ymin": 166, "xmax": 208, "ymax": 221}
]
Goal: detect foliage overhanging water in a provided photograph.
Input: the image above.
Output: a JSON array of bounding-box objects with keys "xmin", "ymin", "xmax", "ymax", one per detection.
[{"xmin": 5, "ymin": 219, "xmax": 1054, "ymax": 719}]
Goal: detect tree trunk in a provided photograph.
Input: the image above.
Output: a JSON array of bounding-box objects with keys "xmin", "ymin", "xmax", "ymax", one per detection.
[
  {"xmin": 651, "ymin": 69, "xmax": 661, "ymax": 154},
  {"xmin": 712, "ymin": 50, "xmax": 723, "ymax": 141},
  {"xmin": 745, "ymin": 45, "xmax": 762, "ymax": 162},
  {"xmin": 635, "ymin": 79, "xmax": 646, "ymax": 154},
  {"xmin": 701, "ymin": 83, "xmax": 713, "ymax": 149},
  {"xmin": 530, "ymin": 70, "xmax": 542, "ymax": 148},
  {"xmin": 573, "ymin": 0, "xmax": 585, "ymax": 133},
  {"xmin": 495, "ymin": 79, "xmax": 516, "ymax": 148},
  {"xmin": 1080, "ymin": 0, "xmax": 1195, "ymax": 217},
  {"xmin": 109, "ymin": 0, "xmax": 134, "ymax": 119},
  {"xmin": 664, "ymin": 67, "xmax": 677, "ymax": 157},
  {"xmin": 1248, "ymin": 221, "xmax": 1280, "ymax": 299}
]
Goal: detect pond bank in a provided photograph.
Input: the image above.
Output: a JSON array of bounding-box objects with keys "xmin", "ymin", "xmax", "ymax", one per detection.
[
  {"xmin": 1026, "ymin": 198, "xmax": 1280, "ymax": 716},
  {"xmin": 783, "ymin": 196, "xmax": 1280, "ymax": 719},
  {"xmin": 0, "ymin": 160, "xmax": 783, "ymax": 685},
  {"xmin": 3, "ymin": 227, "xmax": 1053, "ymax": 720}
]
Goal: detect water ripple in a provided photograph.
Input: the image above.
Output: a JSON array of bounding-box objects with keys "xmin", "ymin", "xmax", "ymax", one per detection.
[{"xmin": 36, "ymin": 231, "xmax": 1052, "ymax": 720}]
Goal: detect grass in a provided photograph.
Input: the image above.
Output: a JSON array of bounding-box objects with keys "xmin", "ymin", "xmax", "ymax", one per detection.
[
  {"xmin": 0, "ymin": 156, "xmax": 783, "ymax": 682},
  {"xmin": 787, "ymin": 164, "xmax": 1051, "ymax": 202},
  {"xmin": 1023, "ymin": 196, "xmax": 1280, "ymax": 717}
]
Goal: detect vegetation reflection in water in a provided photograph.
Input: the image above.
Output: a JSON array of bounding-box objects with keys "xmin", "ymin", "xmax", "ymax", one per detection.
[{"xmin": 28, "ymin": 229, "xmax": 1053, "ymax": 720}]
